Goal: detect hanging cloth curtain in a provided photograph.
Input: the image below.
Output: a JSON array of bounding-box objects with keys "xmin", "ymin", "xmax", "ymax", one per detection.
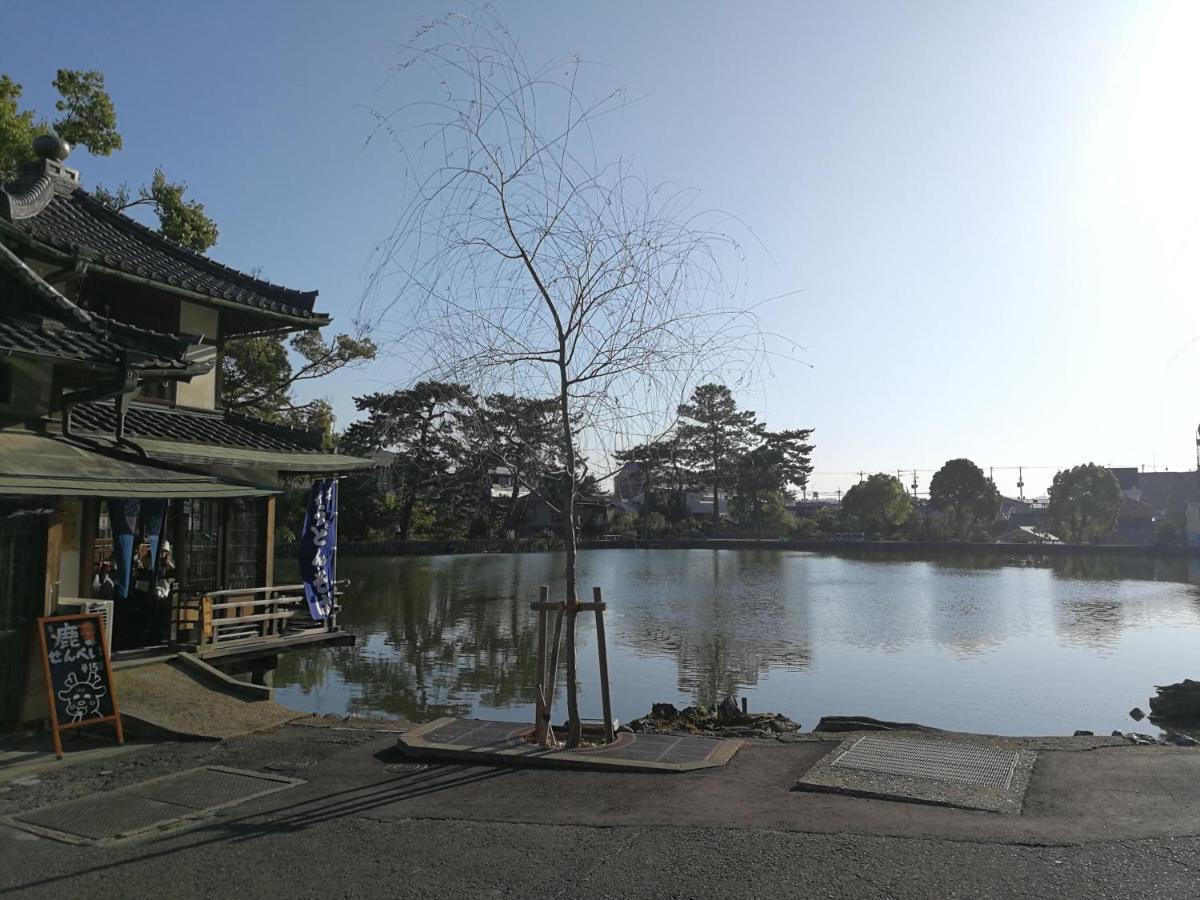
[
  {"xmin": 299, "ymin": 480, "xmax": 338, "ymax": 620},
  {"xmin": 106, "ymin": 499, "xmax": 140, "ymax": 599},
  {"xmin": 140, "ymin": 499, "xmax": 167, "ymax": 584}
]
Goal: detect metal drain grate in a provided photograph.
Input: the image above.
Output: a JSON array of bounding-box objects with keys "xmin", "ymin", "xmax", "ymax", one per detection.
[
  {"xmin": 13, "ymin": 794, "xmax": 186, "ymax": 842},
  {"xmin": 126, "ymin": 766, "xmax": 297, "ymax": 810},
  {"xmin": 10, "ymin": 766, "xmax": 302, "ymax": 844},
  {"xmin": 831, "ymin": 735, "xmax": 1019, "ymax": 789}
]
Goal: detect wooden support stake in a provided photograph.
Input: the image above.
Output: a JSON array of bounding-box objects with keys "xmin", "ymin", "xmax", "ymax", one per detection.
[
  {"xmin": 544, "ymin": 602, "xmax": 565, "ymax": 725},
  {"xmin": 593, "ymin": 586, "xmax": 615, "ymax": 744},
  {"xmin": 533, "ymin": 585, "xmax": 549, "ymax": 745}
]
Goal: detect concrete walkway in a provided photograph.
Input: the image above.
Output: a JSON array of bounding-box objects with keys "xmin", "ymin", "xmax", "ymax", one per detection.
[
  {"xmin": 1, "ymin": 722, "xmax": 1198, "ymax": 897},
  {"xmin": 117, "ymin": 661, "xmax": 304, "ymax": 739}
]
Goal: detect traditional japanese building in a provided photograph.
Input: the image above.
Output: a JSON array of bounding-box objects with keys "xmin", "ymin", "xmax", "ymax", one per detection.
[{"xmin": 0, "ymin": 136, "xmax": 370, "ymax": 731}]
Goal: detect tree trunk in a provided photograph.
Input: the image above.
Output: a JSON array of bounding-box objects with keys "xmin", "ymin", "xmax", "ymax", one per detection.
[
  {"xmin": 504, "ymin": 472, "xmax": 521, "ymax": 534},
  {"xmin": 711, "ymin": 432, "xmax": 721, "ymax": 533},
  {"xmin": 558, "ymin": 351, "xmax": 582, "ymax": 749},
  {"xmin": 397, "ymin": 487, "xmax": 416, "ymax": 541}
]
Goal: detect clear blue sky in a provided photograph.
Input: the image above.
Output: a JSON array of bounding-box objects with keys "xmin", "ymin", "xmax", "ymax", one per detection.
[{"xmin": 7, "ymin": 0, "xmax": 1200, "ymax": 498}]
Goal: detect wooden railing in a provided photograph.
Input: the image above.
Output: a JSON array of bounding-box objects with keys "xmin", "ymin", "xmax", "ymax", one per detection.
[{"xmin": 172, "ymin": 580, "xmax": 348, "ymax": 654}]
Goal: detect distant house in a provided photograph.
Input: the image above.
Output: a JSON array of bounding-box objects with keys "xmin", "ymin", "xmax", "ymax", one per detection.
[
  {"xmin": 1108, "ymin": 498, "xmax": 1156, "ymax": 546},
  {"xmin": 610, "ymin": 459, "xmax": 731, "ymax": 522},
  {"xmin": 1000, "ymin": 497, "xmax": 1052, "ymax": 533},
  {"xmin": 487, "ymin": 466, "xmax": 529, "ymax": 500},
  {"xmin": 1106, "ymin": 468, "xmax": 1200, "ymax": 544},
  {"xmin": 994, "ymin": 525, "xmax": 1061, "ymax": 545},
  {"xmin": 512, "ymin": 489, "xmax": 609, "ymax": 535},
  {"xmin": 999, "ymin": 490, "xmax": 1158, "ymax": 545}
]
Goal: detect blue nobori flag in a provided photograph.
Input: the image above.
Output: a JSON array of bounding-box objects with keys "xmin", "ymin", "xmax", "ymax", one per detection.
[{"xmin": 300, "ymin": 479, "xmax": 338, "ymax": 620}]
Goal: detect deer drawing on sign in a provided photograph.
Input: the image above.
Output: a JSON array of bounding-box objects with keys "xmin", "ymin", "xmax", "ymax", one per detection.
[{"xmin": 57, "ymin": 671, "xmax": 106, "ymax": 723}]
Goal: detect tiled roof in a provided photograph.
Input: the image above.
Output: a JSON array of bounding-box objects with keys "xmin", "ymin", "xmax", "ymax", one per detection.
[
  {"xmin": 1, "ymin": 241, "xmax": 200, "ymax": 371},
  {"xmin": 0, "ymin": 311, "xmax": 192, "ymax": 371},
  {"xmin": 6, "ymin": 184, "xmax": 325, "ymax": 323},
  {"xmin": 0, "ymin": 238, "xmax": 91, "ymax": 326},
  {"xmin": 71, "ymin": 400, "xmax": 327, "ymax": 453}
]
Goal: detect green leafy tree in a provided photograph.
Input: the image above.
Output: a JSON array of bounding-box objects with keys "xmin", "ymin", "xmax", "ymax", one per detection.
[
  {"xmin": 1047, "ymin": 463, "xmax": 1122, "ymax": 544},
  {"xmin": 50, "ymin": 69, "xmax": 122, "ymax": 156},
  {"xmin": 460, "ymin": 394, "xmax": 562, "ymax": 534},
  {"xmin": 676, "ymin": 384, "xmax": 759, "ymax": 532},
  {"xmin": 734, "ymin": 428, "xmax": 815, "ymax": 539},
  {"xmin": 794, "ymin": 507, "xmax": 838, "ymax": 539},
  {"xmin": 0, "ymin": 68, "xmax": 216, "ymax": 253},
  {"xmin": 928, "ymin": 458, "xmax": 1001, "ymax": 541},
  {"xmin": 94, "ymin": 170, "xmax": 218, "ymax": 253},
  {"xmin": 731, "ymin": 489, "xmax": 796, "ymax": 538},
  {"xmin": 221, "ymin": 330, "xmax": 376, "ymax": 436},
  {"xmin": 840, "ymin": 473, "xmax": 913, "ymax": 536},
  {"xmin": 0, "ymin": 76, "xmax": 38, "ymax": 181},
  {"xmin": 0, "ymin": 69, "xmax": 121, "ymax": 180},
  {"xmin": 341, "ymin": 382, "xmax": 475, "ymax": 540},
  {"xmin": 614, "ymin": 437, "xmax": 690, "ymax": 521}
]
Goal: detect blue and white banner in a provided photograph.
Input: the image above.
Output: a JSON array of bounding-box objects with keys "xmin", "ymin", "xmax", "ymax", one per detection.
[{"xmin": 300, "ymin": 479, "xmax": 338, "ymax": 620}]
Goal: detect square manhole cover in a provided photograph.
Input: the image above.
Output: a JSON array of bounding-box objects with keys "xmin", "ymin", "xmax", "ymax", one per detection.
[
  {"xmin": 795, "ymin": 734, "xmax": 1036, "ymax": 814},
  {"xmin": 11, "ymin": 794, "xmax": 188, "ymax": 842},
  {"xmin": 832, "ymin": 734, "xmax": 1019, "ymax": 789},
  {"xmin": 128, "ymin": 766, "xmax": 297, "ymax": 810},
  {"xmin": 7, "ymin": 766, "xmax": 302, "ymax": 844}
]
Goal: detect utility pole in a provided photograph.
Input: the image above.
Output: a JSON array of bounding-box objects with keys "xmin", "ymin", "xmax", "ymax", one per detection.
[
  {"xmin": 911, "ymin": 470, "xmax": 919, "ymax": 496},
  {"xmin": 1017, "ymin": 466, "xmax": 1024, "ymax": 500},
  {"xmin": 858, "ymin": 471, "xmax": 865, "ymax": 483}
]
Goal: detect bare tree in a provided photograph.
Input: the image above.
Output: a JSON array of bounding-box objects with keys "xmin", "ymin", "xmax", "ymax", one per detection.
[{"xmin": 360, "ymin": 11, "xmax": 761, "ymax": 747}]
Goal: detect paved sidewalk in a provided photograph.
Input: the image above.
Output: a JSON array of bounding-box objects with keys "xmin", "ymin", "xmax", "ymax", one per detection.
[{"xmin": 1, "ymin": 722, "xmax": 1198, "ymax": 898}]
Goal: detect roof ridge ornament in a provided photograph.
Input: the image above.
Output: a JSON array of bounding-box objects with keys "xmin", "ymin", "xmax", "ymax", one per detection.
[
  {"xmin": 33, "ymin": 133, "xmax": 71, "ymax": 162},
  {"xmin": 1, "ymin": 134, "xmax": 80, "ymax": 221}
]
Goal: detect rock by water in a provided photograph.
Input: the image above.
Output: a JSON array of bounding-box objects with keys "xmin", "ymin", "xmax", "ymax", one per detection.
[
  {"xmin": 627, "ymin": 697, "xmax": 800, "ymax": 739},
  {"xmin": 1149, "ymin": 680, "xmax": 1200, "ymax": 723}
]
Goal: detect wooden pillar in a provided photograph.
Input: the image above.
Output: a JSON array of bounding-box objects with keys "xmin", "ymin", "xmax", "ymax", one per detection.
[
  {"xmin": 264, "ymin": 495, "xmax": 276, "ymax": 589},
  {"xmin": 78, "ymin": 498, "xmax": 97, "ymax": 598},
  {"xmin": 43, "ymin": 508, "xmax": 63, "ymax": 615}
]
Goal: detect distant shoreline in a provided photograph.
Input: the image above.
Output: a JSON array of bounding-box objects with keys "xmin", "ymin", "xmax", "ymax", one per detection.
[{"xmin": 288, "ymin": 536, "xmax": 1200, "ymax": 559}]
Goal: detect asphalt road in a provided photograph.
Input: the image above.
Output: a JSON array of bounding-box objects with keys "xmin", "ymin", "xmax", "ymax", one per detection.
[{"xmin": 1, "ymin": 723, "xmax": 1197, "ymax": 898}]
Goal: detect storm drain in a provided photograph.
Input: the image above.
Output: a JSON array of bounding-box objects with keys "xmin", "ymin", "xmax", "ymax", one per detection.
[
  {"xmin": 8, "ymin": 766, "xmax": 302, "ymax": 844},
  {"xmin": 832, "ymin": 734, "xmax": 1019, "ymax": 789},
  {"xmin": 795, "ymin": 733, "xmax": 1037, "ymax": 814}
]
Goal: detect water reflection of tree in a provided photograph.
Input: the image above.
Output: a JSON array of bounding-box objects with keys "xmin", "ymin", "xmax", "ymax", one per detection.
[
  {"xmin": 1052, "ymin": 555, "xmax": 1122, "ymax": 582},
  {"xmin": 275, "ymin": 554, "xmax": 553, "ymax": 721},
  {"xmin": 613, "ymin": 550, "xmax": 812, "ymax": 706}
]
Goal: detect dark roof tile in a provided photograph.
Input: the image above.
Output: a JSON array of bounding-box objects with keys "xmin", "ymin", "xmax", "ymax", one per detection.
[
  {"xmin": 9, "ymin": 187, "xmax": 326, "ymax": 323},
  {"xmin": 0, "ymin": 309, "xmax": 196, "ymax": 371},
  {"xmin": 71, "ymin": 400, "xmax": 328, "ymax": 453}
]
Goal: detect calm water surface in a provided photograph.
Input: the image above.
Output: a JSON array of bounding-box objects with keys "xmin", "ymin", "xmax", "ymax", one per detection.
[{"xmin": 273, "ymin": 549, "xmax": 1200, "ymax": 735}]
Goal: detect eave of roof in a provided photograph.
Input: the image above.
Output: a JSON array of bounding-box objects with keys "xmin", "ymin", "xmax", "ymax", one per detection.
[
  {"xmin": 0, "ymin": 242, "xmax": 212, "ymax": 375},
  {"xmin": 0, "ymin": 429, "xmax": 279, "ymax": 498},
  {"xmin": 128, "ymin": 438, "xmax": 375, "ymax": 473},
  {"xmin": 1, "ymin": 160, "xmax": 331, "ymax": 328},
  {"xmin": 67, "ymin": 399, "xmax": 373, "ymax": 472}
]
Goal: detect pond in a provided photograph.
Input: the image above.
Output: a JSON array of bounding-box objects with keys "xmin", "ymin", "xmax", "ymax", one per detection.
[{"xmin": 273, "ymin": 549, "xmax": 1200, "ymax": 736}]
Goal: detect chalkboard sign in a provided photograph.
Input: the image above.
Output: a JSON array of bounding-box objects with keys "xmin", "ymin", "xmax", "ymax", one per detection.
[{"xmin": 36, "ymin": 613, "xmax": 124, "ymax": 759}]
